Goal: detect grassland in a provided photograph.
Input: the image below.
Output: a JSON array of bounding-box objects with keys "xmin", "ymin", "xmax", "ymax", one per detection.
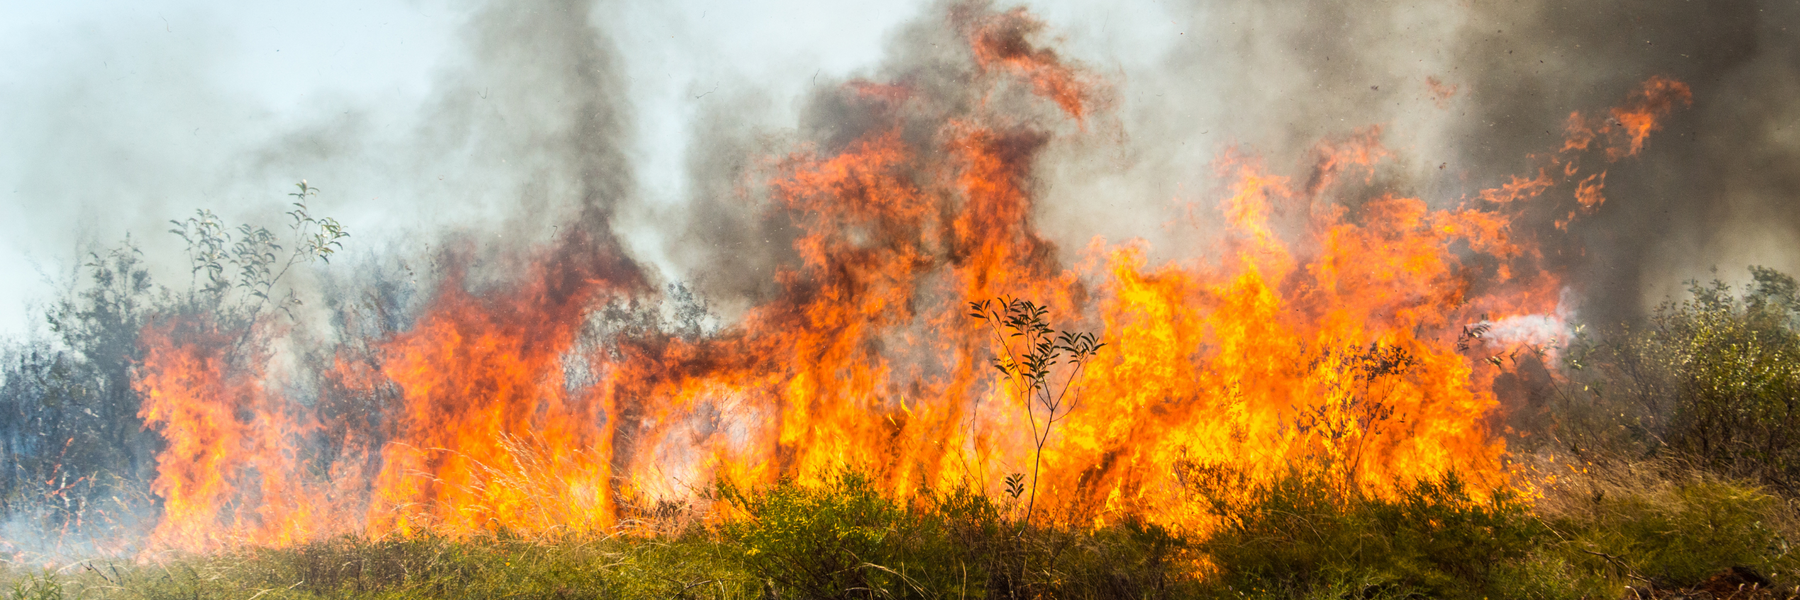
[{"xmin": 4, "ymin": 458, "xmax": 1800, "ymax": 599}]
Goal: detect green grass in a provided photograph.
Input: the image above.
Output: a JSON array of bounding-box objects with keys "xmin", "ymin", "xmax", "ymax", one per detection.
[
  {"xmin": 6, "ymin": 462, "xmax": 1799, "ymax": 600},
  {"xmin": 1184, "ymin": 466, "xmax": 1553, "ymax": 599},
  {"xmin": 2, "ymin": 531, "xmax": 757, "ymax": 600},
  {"xmin": 715, "ymin": 470, "xmax": 1194, "ymax": 599}
]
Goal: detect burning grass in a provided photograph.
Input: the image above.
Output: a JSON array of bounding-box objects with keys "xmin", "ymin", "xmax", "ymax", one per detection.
[
  {"xmin": 14, "ymin": 266, "xmax": 1800, "ymax": 598},
  {"xmin": 2, "ymin": 2, "xmax": 1792, "ymax": 598},
  {"xmin": 104, "ymin": 36, "xmax": 1691, "ymax": 555}
]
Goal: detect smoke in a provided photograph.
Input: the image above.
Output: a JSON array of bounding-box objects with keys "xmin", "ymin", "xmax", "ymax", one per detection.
[
  {"xmin": 1432, "ymin": 0, "xmax": 1799, "ymax": 320},
  {"xmin": 5, "ymin": 0, "xmax": 1798, "ymax": 335},
  {"xmin": 1015, "ymin": 0, "xmax": 1800, "ymax": 322},
  {"xmin": 652, "ymin": 0, "xmax": 1800, "ymax": 326},
  {"xmin": 662, "ymin": 0, "xmax": 1800, "ymax": 328}
]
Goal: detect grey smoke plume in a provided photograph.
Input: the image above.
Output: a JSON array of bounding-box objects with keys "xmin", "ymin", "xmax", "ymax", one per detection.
[
  {"xmin": 408, "ymin": 0, "xmax": 636, "ymax": 245},
  {"xmin": 0, "ymin": 0, "xmax": 651, "ymax": 331},
  {"xmin": 1332, "ymin": 0, "xmax": 1800, "ymax": 320},
  {"xmin": 993, "ymin": 0, "xmax": 1797, "ymax": 322},
  {"xmin": 1069, "ymin": 0, "xmax": 1800, "ymax": 322},
  {"xmin": 4, "ymin": 0, "xmax": 1797, "ymax": 331},
  {"xmin": 653, "ymin": 0, "xmax": 1800, "ymax": 325}
]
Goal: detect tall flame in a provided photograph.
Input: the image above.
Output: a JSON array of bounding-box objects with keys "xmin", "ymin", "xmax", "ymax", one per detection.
[{"xmin": 132, "ymin": 5, "xmax": 1691, "ymax": 550}]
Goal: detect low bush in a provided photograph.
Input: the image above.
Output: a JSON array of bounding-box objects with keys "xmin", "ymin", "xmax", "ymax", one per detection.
[
  {"xmin": 714, "ymin": 469, "xmax": 1194, "ymax": 599},
  {"xmin": 1532, "ymin": 460, "xmax": 1800, "ymax": 590},
  {"xmin": 1185, "ymin": 464, "xmax": 1552, "ymax": 599},
  {"xmin": 1560, "ymin": 267, "xmax": 1800, "ymax": 491},
  {"xmin": 716, "ymin": 470, "xmax": 947, "ymax": 598}
]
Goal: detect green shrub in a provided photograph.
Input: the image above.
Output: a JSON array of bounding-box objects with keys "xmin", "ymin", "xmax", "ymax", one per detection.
[
  {"xmin": 1657, "ymin": 269, "xmax": 1800, "ymax": 488},
  {"xmin": 718, "ymin": 470, "xmax": 981, "ymax": 599},
  {"xmin": 1543, "ymin": 470, "xmax": 1800, "ymax": 589},
  {"xmin": 4, "ymin": 571, "xmax": 65, "ymax": 600},
  {"xmin": 1189, "ymin": 465, "xmax": 1548, "ymax": 599},
  {"xmin": 1561, "ymin": 267, "xmax": 1800, "ymax": 491},
  {"xmin": 715, "ymin": 469, "xmax": 1194, "ymax": 599}
]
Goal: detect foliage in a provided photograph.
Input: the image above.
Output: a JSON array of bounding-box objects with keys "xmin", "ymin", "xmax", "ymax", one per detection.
[
  {"xmin": 2, "ymin": 466, "xmax": 1796, "ymax": 599},
  {"xmin": 2, "ymin": 571, "xmax": 65, "ymax": 600},
  {"xmin": 0, "ymin": 240, "xmax": 159, "ymax": 534},
  {"xmin": 1288, "ymin": 343, "xmax": 1415, "ymax": 495},
  {"xmin": 717, "ymin": 470, "xmax": 941, "ymax": 599},
  {"xmin": 1531, "ymin": 462, "xmax": 1800, "ymax": 592},
  {"xmin": 1184, "ymin": 464, "xmax": 1553, "ymax": 599},
  {"xmin": 1561, "ymin": 267, "xmax": 1800, "ymax": 491},
  {"xmin": 715, "ymin": 469, "xmax": 1191, "ymax": 599},
  {"xmin": 168, "ymin": 180, "xmax": 349, "ymax": 321},
  {"xmin": 968, "ymin": 297, "xmax": 1104, "ymax": 525},
  {"xmin": 0, "ymin": 182, "xmax": 348, "ymax": 544}
]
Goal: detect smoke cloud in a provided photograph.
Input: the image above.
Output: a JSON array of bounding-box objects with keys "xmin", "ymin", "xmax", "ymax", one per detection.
[
  {"xmin": 8, "ymin": 0, "xmax": 1795, "ymax": 332},
  {"xmin": 1027, "ymin": 0, "xmax": 1800, "ymax": 321},
  {"xmin": 639, "ymin": 0, "xmax": 1800, "ymax": 327}
]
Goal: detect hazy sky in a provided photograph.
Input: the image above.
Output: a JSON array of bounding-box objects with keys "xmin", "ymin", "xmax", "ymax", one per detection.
[
  {"xmin": 4, "ymin": 0, "xmax": 1796, "ymax": 337},
  {"xmin": 0, "ymin": 0, "xmax": 958, "ymax": 335},
  {"xmin": 0, "ymin": 0, "xmax": 1206, "ymax": 338}
]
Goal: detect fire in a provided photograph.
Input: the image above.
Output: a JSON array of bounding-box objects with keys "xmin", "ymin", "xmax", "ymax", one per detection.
[
  {"xmin": 965, "ymin": 7, "xmax": 1099, "ymax": 122},
  {"xmin": 136, "ymin": 315, "xmax": 326, "ymax": 548},
  {"xmin": 364, "ymin": 253, "xmax": 622, "ymax": 536},
  {"xmin": 131, "ymin": 4, "xmax": 1692, "ymax": 551}
]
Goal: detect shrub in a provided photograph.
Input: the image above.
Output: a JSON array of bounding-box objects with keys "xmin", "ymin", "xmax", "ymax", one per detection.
[
  {"xmin": 716, "ymin": 470, "xmax": 955, "ymax": 599},
  {"xmin": 1656, "ymin": 269, "xmax": 1800, "ymax": 488},
  {"xmin": 1535, "ymin": 462, "xmax": 1800, "ymax": 590},
  {"xmin": 1188, "ymin": 465, "xmax": 1548, "ymax": 599},
  {"xmin": 0, "ymin": 240, "xmax": 159, "ymax": 537},
  {"xmin": 1561, "ymin": 267, "xmax": 1800, "ymax": 491},
  {"xmin": 715, "ymin": 469, "xmax": 1193, "ymax": 599},
  {"xmin": 3, "ymin": 571, "xmax": 66, "ymax": 600}
]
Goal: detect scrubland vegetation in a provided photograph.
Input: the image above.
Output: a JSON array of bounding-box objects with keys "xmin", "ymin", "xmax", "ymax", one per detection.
[
  {"xmin": 6, "ymin": 193, "xmax": 1800, "ymax": 598},
  {"xmin": 0, "ymin": 266, "xmax": 1793, "ymax": 599}
]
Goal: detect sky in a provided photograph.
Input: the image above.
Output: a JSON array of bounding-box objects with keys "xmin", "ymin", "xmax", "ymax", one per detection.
[
  {"xmin": 0, "ymin": 0, "xmax": 949, "ymax": 335},
  {"xmin": 0, "ymin": 0, "xmax": 1200, "ymax": 338},
  {"xmin": 2, "ymin": 0, "xmax": 1797, "ymax": 337}
]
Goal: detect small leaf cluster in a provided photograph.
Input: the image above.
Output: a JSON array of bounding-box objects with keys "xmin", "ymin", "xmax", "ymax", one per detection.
[
  {"xmin": 967, "ymin": 298, "xmax": 1105, "ymax": 400},
  {"xmin": 287, "ymin": 180, "xmax": 349, "ymax": 265},
  {"xmin": 967, "ymin": 296, "xmax": 1106, "ymax": 525},
  {"xmin": 168, "ymin": 180, "xmax": 350, "ymax": 320}
]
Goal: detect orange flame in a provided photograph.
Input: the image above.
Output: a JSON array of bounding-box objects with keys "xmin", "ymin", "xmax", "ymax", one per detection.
[
  {"xmin": 135, "ymin": 316, "xmax": 329, "ymax": 548},
  {"xmin": 131, "ymin": 6, "xmax": 1692, "ymax": 551},
  {"xmin": 965, "ymin": 7, "xmax": 1099, "ymax": 123}
]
